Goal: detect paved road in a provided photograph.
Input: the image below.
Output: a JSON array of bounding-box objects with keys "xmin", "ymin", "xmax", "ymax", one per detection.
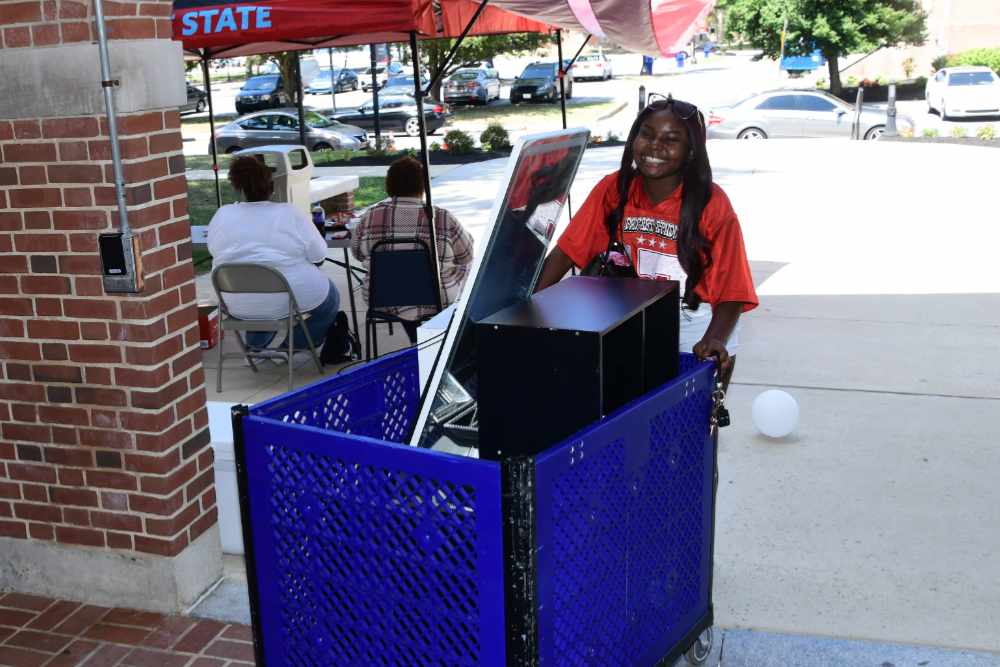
[{"xmin": 179, "ymin": 55, "xmax": 756, "ymax": 156}]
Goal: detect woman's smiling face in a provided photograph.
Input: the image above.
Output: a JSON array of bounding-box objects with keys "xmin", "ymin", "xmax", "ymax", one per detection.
[{"xmin": 632, "ymin": 109, "xmax": 690, "ymax": 180}]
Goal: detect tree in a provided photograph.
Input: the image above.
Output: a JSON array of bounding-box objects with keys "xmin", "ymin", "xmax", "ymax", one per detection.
[
  {"xmin": 418, "ymin": 33, "xmax": 552, "ymax": 101},
  {"xmin": 724, "ymin": 0, "xmax": 927, "ymax": 94}
]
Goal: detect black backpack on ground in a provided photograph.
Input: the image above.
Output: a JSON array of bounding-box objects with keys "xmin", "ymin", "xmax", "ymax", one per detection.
[{"xmin": 320, "ymin": 311, "xmax": 361, "ymax": 365}]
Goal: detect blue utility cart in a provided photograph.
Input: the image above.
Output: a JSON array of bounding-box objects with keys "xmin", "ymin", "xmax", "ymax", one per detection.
[{"xmin": 233, "ymin": 347, "xmax": 718, "ymax": 665}]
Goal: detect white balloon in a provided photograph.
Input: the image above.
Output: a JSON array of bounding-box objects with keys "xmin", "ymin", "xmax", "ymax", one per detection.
[{"xmin": 751, "ymin": 390, "xmax": 799, "ymax": 438}]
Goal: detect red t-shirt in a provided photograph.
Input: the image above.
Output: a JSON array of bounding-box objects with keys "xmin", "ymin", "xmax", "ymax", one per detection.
[{"xmin": 557, "ymin": 173, "xmax": 758, "ymax": 312}]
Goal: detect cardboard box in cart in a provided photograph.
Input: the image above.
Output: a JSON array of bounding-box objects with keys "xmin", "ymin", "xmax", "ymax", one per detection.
[{"xmin": 198, "ymin": 304, "xmax": 219, "ymax": 349}]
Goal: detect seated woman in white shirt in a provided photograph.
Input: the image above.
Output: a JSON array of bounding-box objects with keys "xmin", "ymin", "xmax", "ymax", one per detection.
[{"xmin": 207, "ymin": 155, "xmax": 340, "ymax": 352}]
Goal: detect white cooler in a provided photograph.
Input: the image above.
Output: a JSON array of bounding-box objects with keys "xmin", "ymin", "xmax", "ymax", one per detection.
[{"xmin": 207, "ymin": 401, "xmax": 243, "ymax": 554}]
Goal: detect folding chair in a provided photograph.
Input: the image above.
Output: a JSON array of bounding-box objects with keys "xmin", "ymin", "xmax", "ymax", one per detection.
[
  {"xmin": 211, "ymin": 263, "xmax": 323, "ymax": 393},
  {"xmin": 365, "ymin": 238, "xmax": 442, "ymax": 360}
]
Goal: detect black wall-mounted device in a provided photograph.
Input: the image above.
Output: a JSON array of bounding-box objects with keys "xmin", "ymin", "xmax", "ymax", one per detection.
[{"xmin": 98, "ymin": 232, "xmax": 143, "ymax": 293}]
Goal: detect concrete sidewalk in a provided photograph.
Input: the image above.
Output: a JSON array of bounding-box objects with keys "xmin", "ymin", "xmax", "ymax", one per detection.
[{"xmin": 430, "ymin": 140, "xmax": 1000, "ymax": 656}]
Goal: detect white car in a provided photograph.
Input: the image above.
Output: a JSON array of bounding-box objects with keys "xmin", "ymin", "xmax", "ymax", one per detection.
[
  {"xmin": 925, "ymin": 66, "xmax": 1000, "ymax": 120},
  {"xmin": 572, "ymin": 53, "xmax": 613, "ymax": 81}
]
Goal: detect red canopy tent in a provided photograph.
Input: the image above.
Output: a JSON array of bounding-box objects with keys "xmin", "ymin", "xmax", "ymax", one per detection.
[
  {"xmin": 173, "ymin": 0, "xmax": 713, "ymax": 57},
  {"xmin": 171, "ymin": 0, "xmax": 557, "ymax": 212},
  {"xmin": 172, "ymin": 0, "xmax": 555, "ymax": 57},
  {"xmin": 172, "ymin": 0, "xmax": 713, "ymax": 338}
]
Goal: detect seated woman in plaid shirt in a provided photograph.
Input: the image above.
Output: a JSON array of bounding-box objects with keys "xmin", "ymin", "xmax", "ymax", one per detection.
[{"xmin": 351, "ymin": 156, "xmax": 474, "ymax": 342}]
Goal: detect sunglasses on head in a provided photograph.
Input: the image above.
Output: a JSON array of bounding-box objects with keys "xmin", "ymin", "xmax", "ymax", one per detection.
[{"xmin": 646, "ymin": 93, "xmax": 699, "ymax": 118}]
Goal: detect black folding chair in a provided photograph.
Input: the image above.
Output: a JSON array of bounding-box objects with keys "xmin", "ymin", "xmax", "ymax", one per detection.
[{"xmin": 365, "ymin": 238, "xmax": 442, "ymax": 360}]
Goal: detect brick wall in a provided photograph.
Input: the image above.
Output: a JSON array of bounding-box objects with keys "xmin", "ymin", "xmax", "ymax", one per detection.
[
  {"xmin": 0, "ymin": 1, "xmax": 215, "ymax": 562},
  {"xmin": 0, "ymin": 0, "xmax": 173, "ymax": 47}
]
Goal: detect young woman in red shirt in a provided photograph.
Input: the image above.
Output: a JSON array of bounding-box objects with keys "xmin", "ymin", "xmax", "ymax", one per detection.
[{"xmin": 536, "ymin": 96, "xmax": 758, "ymax": 382}]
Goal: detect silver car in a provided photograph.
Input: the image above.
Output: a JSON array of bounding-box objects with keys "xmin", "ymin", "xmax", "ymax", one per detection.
[
  {"xmin": 212, "ymin": 110, "xmax": 369, "ymax": 154},
  {"xmin": 707, "ymin": 90, "xmax": 911, "ymax": 140}
]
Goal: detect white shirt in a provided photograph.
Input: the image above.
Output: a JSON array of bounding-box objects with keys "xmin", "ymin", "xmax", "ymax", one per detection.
[{"xmin": 207, "ymin": 201, "xmax": 329, "ymax": 320}]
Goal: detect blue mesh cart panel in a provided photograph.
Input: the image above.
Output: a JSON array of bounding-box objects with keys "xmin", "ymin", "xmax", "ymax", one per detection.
[
  {"xmin": 252, "ymin": 348, "xmax": 422, "ymax": 443},
  {"xmin": 241, "ymin": 351, "xmax": 506, "ymax": 666},
  {"xmin": 534, "ymin": 354, "xmax": 715, "ymax": 666}
]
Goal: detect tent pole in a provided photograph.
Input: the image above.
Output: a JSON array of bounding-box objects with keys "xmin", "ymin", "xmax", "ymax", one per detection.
[
  {"xmin": 556, "ymin": 30, "xmax": 568, "ymax": 129},
  {"xmin": 410, "ymin": 31, "xmax": 442, "ymax": 298},
  {"xmin": 201, "ymin": 55, "xmax": 222, "ymax": 209},
  {"xmin": 424, "ymin": 0, "xmax": 490, "ymax": 97},
  {"xmin": 294, "ymin": 53, "xmax": 307, "ymax": 146},
  {"xmin": 369, "ymin": 44, "xmax": 382, "ymax": 147},
  {"xmin": 567, "ymin": 33, "xmax": 592, "ymax": 70},
  {"xmin": 328, "ymin": 47, "xmax": 337, "ymax": 114}
]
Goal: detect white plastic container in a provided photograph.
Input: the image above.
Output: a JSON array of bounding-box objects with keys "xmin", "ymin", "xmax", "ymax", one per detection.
[{"xmin": 207, "ymin": 401, "xmax": 244, "ymax": 555}]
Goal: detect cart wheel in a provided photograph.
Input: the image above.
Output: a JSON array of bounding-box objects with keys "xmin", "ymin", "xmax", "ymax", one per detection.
[{"xmin": 685, "ymin": 626, "xmax": 713, "ymax": 665}]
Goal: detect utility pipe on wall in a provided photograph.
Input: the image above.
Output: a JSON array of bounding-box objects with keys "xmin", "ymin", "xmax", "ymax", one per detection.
[{"xmin": 93, "ymin": 0, "xmax": 131, "ymax": 235}]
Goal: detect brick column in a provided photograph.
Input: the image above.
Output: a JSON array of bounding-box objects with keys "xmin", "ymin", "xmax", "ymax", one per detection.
[{"xmin": 0, "ymin": 1, "xmax": 221, "ymax": 611}]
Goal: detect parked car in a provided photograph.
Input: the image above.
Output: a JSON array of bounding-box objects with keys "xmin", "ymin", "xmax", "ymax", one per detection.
[
  {"xmin": 333, "ymin": 95, "xmax": 448, "ymax": 137},
  {"xmin": 305, "ymin": 68, "xmax": 360, "ymax": 95},
  {"xmin": 235, "ymin": 75, "xmax": 290, "ymax": 114},
  {"xmin": 212, "ymin": 110, "xmax": 369, "ymax": 153},
  {"xmin": 361, "ymin": 65, "xmax": 387, "ymax": 92},
  {"xmin": 572, "ymin": 53, "xmax": 613, "ymax": 81},
  {"xmin": 380, "ymin": 74, "xmax": 431, "ymax": 96},
  {"xmin": 385, "ymin": 61, "xmax": 410, "ymax": 78},
  {"xmin": 443, "ymin": 67, "xmax": 501, "ymax": 105},
  {"xmin": 925, "ymin": 66, "xmax": 1000, "ymax": 119},
  {"xmin": 510, "ymin": 62, "xmax": 573, "ymax": 103},
  {"xmin": 182, "ymin": 83, "xmax": 207, "ymax": 114},
  {"xmin": 706, "ymin": 89, "xmax": 912, "ymax": 140}
]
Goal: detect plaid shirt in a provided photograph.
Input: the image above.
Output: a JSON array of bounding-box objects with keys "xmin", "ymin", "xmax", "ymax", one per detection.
[{"xmin": 351, "ymin": 197, "xmax": 474, "ymax": 319}]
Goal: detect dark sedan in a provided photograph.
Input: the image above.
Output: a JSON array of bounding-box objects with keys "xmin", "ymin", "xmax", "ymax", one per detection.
[
  {"xmin": 305, "ymin": 68, "xmax": 360, "ymax": 95},
  {"xmin": 181, "ymin": 84, "xmax": 207, "ymax": 114},
  {"xmin": 510, "ymin": 61, "xmax": 573, "ymax": 104},
  {"xmin": 235, "ymin": 74, "xmax": 290, "ymax": 114},
  {"xmin": 333, "ymin": 95, "xmax": 448, "ymax": 137},
  {"xmin": 379, "ymin": 75, "xmax": 430, "ymax": 97}
]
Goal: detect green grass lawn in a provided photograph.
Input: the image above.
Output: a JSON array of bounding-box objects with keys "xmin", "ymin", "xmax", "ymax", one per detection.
[
  {"xmin": 188, "ymin": 176, "xmax": 387, "ymax": 273},
  {"xmin": 449, "ymin": 98, "xmax": 619, "ymax": 129}
]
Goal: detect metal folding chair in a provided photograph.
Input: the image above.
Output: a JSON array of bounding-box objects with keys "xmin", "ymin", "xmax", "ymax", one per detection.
[
  {"xmin": 211, "ymin": 263, "xmax": 323, "ymax": 393},
  {"xmin": 365, "ymin": 238, "xmax": 442, "ymax": 360}
]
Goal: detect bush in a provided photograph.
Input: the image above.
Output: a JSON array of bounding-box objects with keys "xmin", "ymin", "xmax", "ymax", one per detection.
[
  {"xmin": 479, "ymin": 123, "xmax": 511, "ymax": 152},
  {"xmin": 429, "ymin": 141, "xmax": 442, "ymax": 151},
  {"xmin": 923, "ymin": 128, "xmax": 939, "ymax": 138},
  {"xmin": 950, "ymin": 126, "xmax": 967, "ymax": 139},
  {"xmin": 443, "ymin": 129, "xmax": 475, "ymax": 155},
  {"xmin": 815, "ymin": 78, "xmax": 827, "ymax": 88},
  {"xmin": 976, "ymin": 125, "xmax": 996, "ymax": 141},
  {"xmin": 931, "ymin": 54, "xmax": 949, "ymax": 72},
  {"xmin": 373, "ymin": 135, "xmax": 396, "ymax": 154},
  {"xmin": 947, "ymin": 48, "xmax": 1000, "ymax": 74},
  {"xmin": 846, "ymin": 75, "xmax": 859, "ymax": 87}
]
